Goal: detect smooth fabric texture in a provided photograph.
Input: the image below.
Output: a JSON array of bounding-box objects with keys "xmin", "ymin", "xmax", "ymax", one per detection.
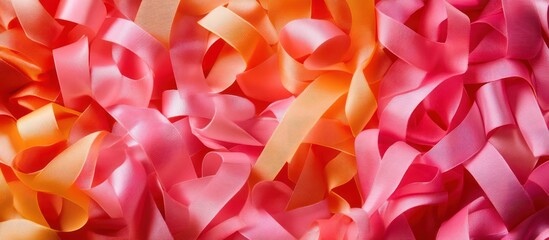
[{"xmin": 0, "ymin": 0, "xmax": 547, "ymax": 239}]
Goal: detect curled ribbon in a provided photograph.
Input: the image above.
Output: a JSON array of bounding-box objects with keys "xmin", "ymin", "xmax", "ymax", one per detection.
[{"xmin": 0, "ymin": 0, "xmax": 549, "ymax": 239}]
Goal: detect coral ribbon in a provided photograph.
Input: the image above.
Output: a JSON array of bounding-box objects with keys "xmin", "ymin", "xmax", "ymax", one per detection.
[{"xmin": 1, "ymin": 0, "xmax": 549, "ymax": 239}]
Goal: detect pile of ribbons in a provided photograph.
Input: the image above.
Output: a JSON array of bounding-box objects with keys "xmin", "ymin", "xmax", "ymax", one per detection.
[{"xmin": 0, "ymin": 0, "xmax": 548, "ymax": 239}]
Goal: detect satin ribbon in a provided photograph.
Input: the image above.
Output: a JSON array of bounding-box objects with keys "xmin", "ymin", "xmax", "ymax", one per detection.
[
  {"xmin": 1, "ymin": 0, "xmax": 549, "ymax": 239},
  {"xmin": 249, "ymin": 2, "xmax": 385, "ymax": 216},
  {"xmin": 346, "ymin": 0, "xmax": 549, "ymax": 238},
  {"xmin": 0, "ymin": 103, "xmax": 107, "ymax": 236}
]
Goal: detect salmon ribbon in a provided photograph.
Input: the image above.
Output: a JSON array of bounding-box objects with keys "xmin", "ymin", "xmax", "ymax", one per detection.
[
  {"xmin": 343, "ymin": 0, "xmax": 549, "ymax": 238},
  {"xmin": 1, "ymin": 0, "xmax": 549, "ymax": 239},
  {"xmin": 168, "ymin": 0, "xmax": 390, "ymax": 216},
  {"xmin": 240, "ymin": 0, "xmax": 391, "ymax": 214},
  {"xmin": 0, "ymin": 0, "xmax": 383, "ymax": 238}
]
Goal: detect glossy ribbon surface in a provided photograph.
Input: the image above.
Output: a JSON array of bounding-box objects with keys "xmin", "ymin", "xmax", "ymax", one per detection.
[{"xmin": 0, "ymin": 0, "xmax": 548, "ymax": 239}]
